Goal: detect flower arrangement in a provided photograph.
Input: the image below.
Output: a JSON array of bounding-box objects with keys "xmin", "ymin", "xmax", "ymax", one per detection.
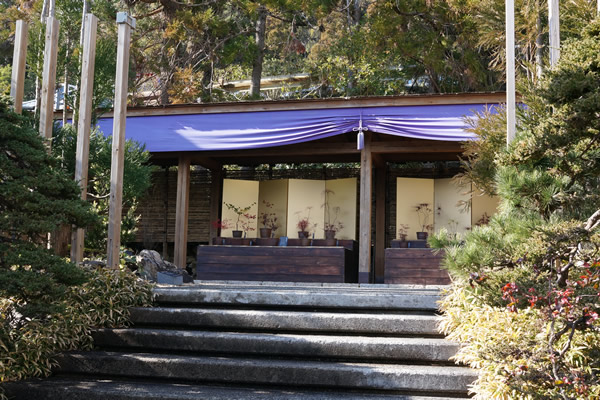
[
  {"xmin": 397, "ymin": 224, "xmax": 409, "ymax": 241},
  {"xmin": 415, "ymin": 203, "xmax": 433, "ymax": 233},
  {"xmin": 211, "ymin": 218, "xmax": 232, "ymax": 230},
  {"xmin": 224, "ymin": 201, "xmax": 256, "ymax": 232},
  {"xmin": 295, "ymin": 206, "xmax": 316, "ymax": 237},
  {"xmin": 322, "ymin": 189, "xmax": 344, "ymax": 234},
  {"xmin": 259, "ymin": 200, "xmax": 279, "ymax": 231}
]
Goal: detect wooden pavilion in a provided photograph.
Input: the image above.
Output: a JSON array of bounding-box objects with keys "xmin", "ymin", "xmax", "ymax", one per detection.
[{"xmin": 56, "ymin": 92, "xmax": 505, "ymax": 284}]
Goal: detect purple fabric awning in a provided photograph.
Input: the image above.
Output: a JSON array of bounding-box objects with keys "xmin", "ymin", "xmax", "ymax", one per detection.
[{"xmin": 95, "ymin": 103, "xmax": 496, "ymax": 153}]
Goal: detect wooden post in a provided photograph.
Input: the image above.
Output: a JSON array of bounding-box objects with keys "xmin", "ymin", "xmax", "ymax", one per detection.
[
  {"xmin": 358, "ymin": 133, "xmax": 372, "ymax": 283},
  {"xmin": 548, "ymin": 0, "xmax": 560, "ymax": 67},
  {"xmin": 39, "ymin": 16, "xmax": 59, "ymax": 144},
  {"xmin": 209, "ymin": 168, "xmax": 224, "ymax": 242},
  {"xmin": 506, "ymin": 0, "xmax": 516, "ymax": 145},
  {"xmin": 374, "ymin": 161, "xmax": 386, "ymax": 283},
  {"xmin": 71, "ymin": 14, "xmax": 98, "ymax": 264},
  {"xmin": 107, "ymin": 12, "xmax": 135, "ymax": 269},
  {"xmin": 10, "ymin": 20, "xmax": 28, "ymax": 114},
  {"xmin": 174, "ymin": 157, "xmax": 191, "ymax": 269}
]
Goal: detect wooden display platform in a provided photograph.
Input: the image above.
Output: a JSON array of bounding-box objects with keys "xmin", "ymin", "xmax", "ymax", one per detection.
[
  {"xmin": 197, "ymin": 244, "xmax": 358, "ymax": 283},
  {"xmin": 384, "ymin": 248, "xmax": 449, "ymax": 285}
]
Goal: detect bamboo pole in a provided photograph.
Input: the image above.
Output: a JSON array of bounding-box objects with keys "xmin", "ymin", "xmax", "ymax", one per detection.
[
  {"xmin": 10, "ymin": 20, "xmax": 28, "ymax": 114},
  {"xmin": 71, "ymin": 14, "xmax": 98, "ymax": 264},
  {"xmin": 506, "ymin": 0, "xmax": 516, "ymax": 145},
  {"xmin": 548, "ymin": 0, "xmax": 560, "ymax": 67},
  {"xmin": 174, "ymin": 157, "xmax": 191, "ymax": 269},
  {"xmin": 107, "ymin": 12, "xmax": 135, "ymax": 269},
  {"xmin": 39, "ymin": 16, "xmax": 59, "ymax": 145}
]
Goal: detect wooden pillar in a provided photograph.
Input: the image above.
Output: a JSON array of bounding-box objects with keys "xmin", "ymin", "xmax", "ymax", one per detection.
[
  {"xmin": 374, "ymin": 159, "xmax": 386, "ymax": 283},
  {"xmin": 548, "ymin": 0, "xmax": 560, "ymax": 67},
  {"xmin": 10, "ymin": 20, "xmax": 28, "ymax": 114},
  {"xmin": 39, "ymin": 16, "xmax": 59, "ymax": 144},
  {"xmin": 209, "ymin": 168, "xmax": 224, "ymax": 242},
  {"xmin": 358, "ymin": 133, "xmax": 372, "ymax": 283},
  {"xmin": 71, "ymin": 14, "xmax": 98, "ymax": 264},
  {"xmin": 106, "ymin": 12, "xmax": 135, "ymax": 269},
  {"xmin": 174, "ymin": 157, "xmax": 191, "ymax": 269},
  {"xmin": 506, "ymin": 0, "xmax": 516, "ymax": 145}
]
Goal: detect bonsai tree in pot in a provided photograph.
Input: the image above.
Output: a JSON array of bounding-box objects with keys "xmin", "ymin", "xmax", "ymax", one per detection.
[
  {"xmin": 224, "ymin": 201, "xmax": 256, "ymax": 237},
  {"xmin": 397, "ymin": 223, "xmax": 410, "ymax": 247},
  {"xmin": 415, "ymin": 203, "xmax": 433, "ymax": 240},
  {"xmin": 259, "ymin": 200, "xmax": 279, "ymax": 238},
  {"xmin": 322, "ymin": 189, "xmax": 343, "ymax": 240},
  {"xmin": 211, "ymin": 218, "xmax": 232, "ymax": 244}
]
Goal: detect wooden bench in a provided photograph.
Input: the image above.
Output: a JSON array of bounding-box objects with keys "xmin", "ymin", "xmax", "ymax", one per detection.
[
  {"xmin": 384, "ymin": 248, "xmax": 449, "ymax": 285},
  {"xmin": 197, "ymin": 245, "xmax": 358, "ymax": 283}
]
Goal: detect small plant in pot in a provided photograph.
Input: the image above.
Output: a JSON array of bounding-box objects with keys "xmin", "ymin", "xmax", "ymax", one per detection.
[
  {"xmin": 259, "ymin": 200, "xmax": 279, "ymax": 238},
  {"xmin": 224, "ymin": 201, "xmax": 256, "ymax": 238},
  {"xmin": 415, "ymin": 203, "xmax": 433, "ymax": 240},
  {"xmin": 239, "ymin": 213, "xmax": 256, "ymax": 244},
  {"xmin": 397, "ymin": 223, "xmax": 410, "ymax": 248}
]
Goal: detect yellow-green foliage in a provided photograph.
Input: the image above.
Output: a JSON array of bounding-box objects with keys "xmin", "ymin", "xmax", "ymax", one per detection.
[{"xmin": 0, "ymin": 267, "xmax": 153, "ymax": 384}]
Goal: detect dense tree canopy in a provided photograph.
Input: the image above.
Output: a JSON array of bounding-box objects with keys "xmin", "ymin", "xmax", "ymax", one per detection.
[{"xmin": 2, "ymin": 0, "xmax": 598, "ymax": 106}]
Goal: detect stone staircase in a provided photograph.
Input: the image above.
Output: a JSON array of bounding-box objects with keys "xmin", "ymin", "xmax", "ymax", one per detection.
[{"xmin": 3, "ymin": 282, "xmax": 475, "ymax": 399}]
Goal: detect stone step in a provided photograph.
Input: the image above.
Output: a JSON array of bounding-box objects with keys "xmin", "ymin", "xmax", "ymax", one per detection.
[
  {"xmin": 93, "ymin": 328, "xmax": 458, "ymax": 362},
  {"xmin": 56, "ymin": 351, "xmax": 476, "ymax": 395},
  {"xmin": 2, "ymin": 378, "xmax": 469, "ymax": 400},
  {"xmin": 154, "ymin": 285, "xmax": 441, "ymax": 311},
  {"xmin": 129, "ymin": 307, "xmax": 442, "ymax": 336}
]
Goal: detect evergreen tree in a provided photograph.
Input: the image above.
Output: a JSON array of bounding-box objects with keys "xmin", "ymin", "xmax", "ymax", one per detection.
[
  {"xmin": 0, "ymin": 94, "xmax": 95, "ymax": 321},
  {"xmin": 435, "ymin": 20, "xmax": 600, "ymax": 399}
]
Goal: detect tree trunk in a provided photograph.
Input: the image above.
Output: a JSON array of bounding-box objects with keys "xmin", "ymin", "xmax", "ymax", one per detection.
[{"xmin": 250, "ymin": 6, "xmax": 267, "ymax": 99}]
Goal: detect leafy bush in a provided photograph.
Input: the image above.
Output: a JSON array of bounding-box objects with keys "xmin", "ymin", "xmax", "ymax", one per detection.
[
  {"xmin": 0, "ymin": 267, "xmax": 153, "ymax": 383},
  {"xmin": 436, "ymin": 20, "xmax": 600, "ymax": 399}
]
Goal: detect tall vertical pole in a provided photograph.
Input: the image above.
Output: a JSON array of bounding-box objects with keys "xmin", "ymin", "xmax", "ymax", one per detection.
[
  {"xmin": 107, "ymin": 12, "xmax": 135, "ymax": 269},
  {"xmin": 71, "ymin": 14, "xmax": 98, "ymax": 264},
  {"xmin": 358, "ymin": 133, "xmax": 372, "ymax": 283},
  {"xmin": 174, "ymin": 156, "xmax": 191, "ymax": 269},
  {"xmin": 506, "ymin": 0, "xmax": 516, "ymax": 145},
  {"xmin": 10, "ymin": 20, "xmax": 28, "ymax": 114},
  {"xmin": 548, "ymin": 0, "xmax": 560, "ymax": 67},
  {"xmin": 39, "ymin": 15, "xmax": 59, "ymax": 145}
]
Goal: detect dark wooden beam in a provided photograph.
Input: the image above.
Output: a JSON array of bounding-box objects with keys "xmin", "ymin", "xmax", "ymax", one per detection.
[
  {"xmin": 209, "ymin": 169, "xmax": 223, "ymax": 242},
  {"xmin": 54, "ymin": 92, "xmax": 511, "ymax": 120},
  {"xmin": 374, "ymin": 164, "xmax": 386, "ymax": 283},
  {"xmin": 174, "ymin": 156, "xmax": 191, "ymax": 269}
]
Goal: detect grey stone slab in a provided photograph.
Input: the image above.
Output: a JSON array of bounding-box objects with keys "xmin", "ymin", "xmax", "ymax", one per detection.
[
  {"xmin": 2, "ymin": 378, "xmax": 469, "ymax": 400},
  {"xmin": 129, "ymin": 307, "xmax": 442, "ymax": 336},
  {"xmin": 153, "ymin": 287, "xmax": 441, "ymax": 311},
  {"xmin": 93, "ymin": 329, "xmax": 459, "ymax": 362},
  {"xmin": 56, "ymin": 351, "xmax": 476, "ymax": 394}
]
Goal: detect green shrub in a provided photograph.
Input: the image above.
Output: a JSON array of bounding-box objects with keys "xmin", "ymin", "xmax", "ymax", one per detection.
[
  {"xmin": 436, "ymin": 20, "xmax": 600, "ymax": 399},
  {"xmin": 0, "ymin": 267, "xmax": 153, "ymax": 383}
]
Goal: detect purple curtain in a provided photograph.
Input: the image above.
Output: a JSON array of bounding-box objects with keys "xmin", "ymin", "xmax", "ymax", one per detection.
[{"xmin": 95, "ymin": 103, "xmax": 497, "ymax": 153}]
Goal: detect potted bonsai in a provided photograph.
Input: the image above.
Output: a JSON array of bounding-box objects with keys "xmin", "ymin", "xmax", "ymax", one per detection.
[
  {"xmin": 397, "ymin": 223, "xmax": 409, "ymax": 248},
  {"xmin": 415, "ymin": 203, "xmax": 433, "ymax": 240},
  {"xmin": 259, "ymin": 200, "xmax": 279, "ymax": 238},
  {"xmin": 224, "ymin": 201, "xmax": 256, "ymax": 238},
  {"xmin": 239, "ymin": 212, "xmax": 256, "ymax": 245}
]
